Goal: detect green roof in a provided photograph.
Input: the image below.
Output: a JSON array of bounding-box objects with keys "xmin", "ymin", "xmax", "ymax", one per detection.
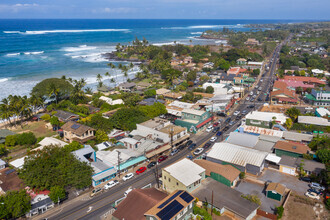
[
  {"xmin": 0, "ymin": 129, "xmax": 16, "ymax": 138},
  {"xmin": 305, "ymin": 94, "xmax": 330, "ymax": 102}
]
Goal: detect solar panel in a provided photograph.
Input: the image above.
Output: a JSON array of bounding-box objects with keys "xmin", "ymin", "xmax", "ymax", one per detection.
[
  {"xmin": 158, "ymin": 190, "xmax": 183, "ymax": 209},
  {"xmin": 104, "ymin": 142, "xmax": 109, "ymax": 147},
  {"xmin": 71, "ymin": 124, "xmax": 81, "ymax": 129},
  {"xmin": 5, "ymin": 169, "xmax": 15, "ymax": 175},
  {"xmin": 179, "ymin": 191, "xmax": 194, "ymax": 203},
  {"xmin": 156, "ymin": 200, "xmax": 184, "ymax": 220}
]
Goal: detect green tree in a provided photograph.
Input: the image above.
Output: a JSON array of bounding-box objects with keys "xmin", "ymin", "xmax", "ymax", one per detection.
[
  {"xmin": 205, "ymin": 86, "xmax": 214, "ymax": 94},
  {"xmin": 0, "ymin": 190, "xmax": 31, "ymax": 219},
  {"xmin": 49, "ymin": 186, "xmax": 66, "ymax": 204},
  {"xmin": 5, "ymin": 135, "xmax": 16, "ymax": 146},
  {"xmin": 275, "ymin": 206, "xmax": 284, "ymax": 219},
  {"xmin": 144, "ymin": 89, "xmax": 156, "ymax": 98},
  {"xmin": 50, "ymin": 116, "xmax": 60, "ymax": 128},
  {"xmin": 31, "ymin": 78, "xmax": 74, "ymax": 100},
  {"xmin": 0, "ymin": 144, "xmax": 8, "ymax": 156},
  {"xmin": 285, "ymin": 118, "xmax": 293, "ymax": 129},
  {"xmin": 95, "ymin": 130, "xmax": 109, "ymax": 143},
  {"xmin": 48, "ymin": 83, "xmax": 60, "ymax": 104},
  {"xmin": 64, "ymin": 141, "xmax": 83, "ymax": 152},
  {"xmin": 316, "ymin": 148, "xmax": 330, "ymax": 164},
  {"xmin": 186, "ymin": 71, "xmax": 197, "ymax": 82},
  {"xmin": 285, "ymin": 107, "xmax": 300, "ymax": 121}
]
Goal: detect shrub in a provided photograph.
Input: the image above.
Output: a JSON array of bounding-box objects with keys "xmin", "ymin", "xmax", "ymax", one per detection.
[
  {"xmin": 241, "ymin": 194, "xmax": 261, "ymax": 205},
  {"xmin": 16, "ymin": 132, "xmax": 37, "ymax": 146},
  {"xmin": 40, "ymin": 114, "xmax": 51, "ymax": 121},
  {"xmin": 239, "ymin": 172, "xmax": 246, "ymax": 179},
  {"xmin": 275, "ymin": 206, "xmax": 284, "ymax": 219},
  {"xmin": 193, "ymin": 205, "xmax": 212, "ymax": 220},
  {"xmin": 5, "ymin": 135, "xmax": 16, "ymax": 146}
]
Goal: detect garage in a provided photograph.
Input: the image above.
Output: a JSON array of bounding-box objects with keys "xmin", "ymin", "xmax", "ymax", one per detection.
[
  {"xmin": 278, "ymin": 155, "xmax": 297, "ymax": 176},
  {"xmin": 281, "ymin": 166, "xmax": 295, "ymax": 175}
]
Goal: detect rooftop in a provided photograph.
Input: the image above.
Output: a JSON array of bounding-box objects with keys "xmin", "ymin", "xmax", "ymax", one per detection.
[
  {"xmin": 245, "ymin": 111, "xmax": 288, "ymax": 124},
  {"xmin": 282, "ymin": 131, "xmax": 314, "ymax": 142},
  {"xmin": 182, "ymin": 108, "xmax": 205, "ymax": 116},
  {"xmin": 274, "ymin": 140, "xmax": 311, "ymax": 155},
  {"xmin": 226, "ymin": 132, "xmax": 259, "ymax": 148},
  {"xmin": 243, "ymin": 125, "xmax": 284, "ymax": 137},
  {"xmin": 266, "ymin": 183, "xmax": 286, "ymax": 195},
  {"xmin": 140, "ymin": 117, "xmax": 170, "ymax": 130},
  {"xmin": 159, "ymin": 125, "xmax": 186, "ymax": 135},
  {"xmin": 61, "ymin": 121, "xmax": 95, "ymax": 136},
  {"xmin": 278, "ymin": 155, "xmax": 298, "ymax": 167},
  {"xmin": 283, "ymin": 76, "xmax": 326, "ymax": 85},
  {"xmin": 163, "ymin": 158, "xmax": 205, "ymax": 186},
  {"xmin": 298, "ymin": 116, "xmax": 330, "ymax": 126},
  {"xmin": 54, "ymin": 110, "xmax": 79, "ymax": 121}
]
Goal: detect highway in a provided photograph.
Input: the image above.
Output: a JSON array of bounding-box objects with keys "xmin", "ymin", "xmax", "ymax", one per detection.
[{"xmin": 40, "ymin": 37, "xmax": 290, "ymax": 220}]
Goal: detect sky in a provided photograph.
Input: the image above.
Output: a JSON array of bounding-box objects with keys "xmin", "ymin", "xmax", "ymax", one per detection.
[{"xmin": 0, "ymin": 0, "xmax": 329, "ymax": 20}]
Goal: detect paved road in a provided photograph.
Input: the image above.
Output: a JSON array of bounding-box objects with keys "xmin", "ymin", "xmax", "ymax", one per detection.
[{"xmin": 41, "ymin": 37, "xmax": 290, "ymax": 220}]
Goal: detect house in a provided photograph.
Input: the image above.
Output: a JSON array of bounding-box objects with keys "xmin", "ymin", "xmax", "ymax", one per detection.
[
  {"xmin": 171, "ymin": 57, "xmax": 182, "ymax": 66},
  {"xmin": 72, "ymin": 145, "xmax": 117, "ymax": 186},
  {"xmin": 145, "ymin": 190, "xmax": 195, "ymax": 220},
  {"xmin": 137, "ymin": 81, "xmax": 151, "ymax": 90},
  {"xmin": 97, "ymin": 85, "xmax": 112, "ymax": 93},
  {"xmin": 54, "ymin": 110, "xmax": 79, "ymax": 122},
  {"xmin": 244, "ymin": 111, "xmax": 288, "ymax": 128},
  {"xmin": 245, "ymin": 38, "xmax": 259, "ymax": 45},
  {"xmin": 270, "ymin": 81, "xmax": 298, "ymax": 105},
  {"xmin": 227, "ymin": 67, "xmax": 243, "ymax": 75},
  {"xmin": 139, "ymin": 98, "xmax": 165, "ymax": 106},
  {"xmin": 237, "ymin": 58, "xmax": 247, "ymax": 65},
  {"xmin": 0, "ymin": 129, "xmax": 15, "ymax": 144},
  {"xmin": 119, "ymin": 82, "xmax": 136, "ymax": 92},
  {"xmin": 254, "ymin": 134, "xmax": 281, "ymax": 153},
  {"xmin": 192, "ymin": 178, "xmax": 259, "ymax": 220},
  {"xmin": 202, "ymin": 82, "xmax": 231, "ymax": 95},
  {"xmin": 78, "ymin": 104, "xmax": 100, "ymax": 114},
  {"xmin": 206, "ymin": 143, "xmax": 268, "ymax": 175},
  {"xmin": 61, "ymin": 121, "xmax": 95, "ymax": 144},
  {"xmin": 312, "ymin": 69, "xmax": 324, "ymax": 76},
  {"xmin": 194, "ymin": 159, "xmax": 240, "ymax": 187},
  {"xmin": 278, "ymin": 155, "xmax": 325, "ymax": 176},
  {"xmin": 99, "ymin": 96, "xmax": 124, "ymax": 105},
  {"xmin": 183, "ymin": 56, "xmax": 193, "ymax": 64},
  {"xmin": 278, "ymin": 155, "xmax": 299, "ymax": 175},
  {"xmin": 0, "ymin": 168, "xmax": 24, "ymax": 194},
  {"xmin": 26, "ymin": 188, "xmax": 54, "ymax": 217},
  {"xmin": 156, "ymin": 88, "xmax": 171, "ymax": 96},
  {"xmin": 0, "ymin": 159, "xmax": 5, "ymax": 170},
  {"xmin": 304, "ymin": 89, "xmax": 330, "ymax": 106},
  {"xmin": 95, "ymin": 141, "xmax": 112, "ymax": 151},
  {"xmin": 175, "ymin": 109, "xmax": 212, "ymax": 133},
  {"xmin": 32, "ymin": 137, "xmax": 67, "ymax": 151},
  {"xmin": 315, "ymin": 107, "xmax": 330, "ymax": 117},
  {"xmin": 112, "ymin": 188, "xmax": 167, "ymax": 220},
  {"xmin": 162, "ymin": 158, "xmax": 205, "ymax": 193},
  {"xmin": 298, "ymin": 116, "xmax": 330, "ymax": 127},
  {"xmin": 203, "ymin": 62, "xmax": 214, "ymax": 69},
  {"xmin": 163, "ymin": 92, "xmax": 185, "ymax": 102},
  {"xmin": 247, "ymin": 61, "xmax": 263, "ymax": 68},
  {"xmin": 274, "ymin": 140, "xmax": 311, "ymax": 158},
  {"xmin": 108, "ymin": 129, "xmax": 126, "ymax": 140},
  {"xmin": 266, "ymin": 183, "xmax": 286, "ymax": 201},
  {"xmin": 9, "ymin": 156, "xmax": 27, "ymax": 169}
]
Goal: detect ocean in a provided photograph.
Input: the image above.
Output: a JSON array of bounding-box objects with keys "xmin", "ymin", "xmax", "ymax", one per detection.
[{"xmin": 0, "ymin": 19, "xmax": 304, "ymax": 99}]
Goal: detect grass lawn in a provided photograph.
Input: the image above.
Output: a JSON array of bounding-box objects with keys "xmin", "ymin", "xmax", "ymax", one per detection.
[{"xmin": 12, "ymin": 121, "xmax": 56, "ymax": 138}]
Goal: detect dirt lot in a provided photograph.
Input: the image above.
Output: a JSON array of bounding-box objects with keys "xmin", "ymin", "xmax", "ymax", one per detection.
[
  {"xmin": 11, "ymin": 121, "xmax": 56, "ymax": 138},
  {"xmin": 283, "ymin": 193, "xmax": 329, "ymax": 220},
  {"xmin": 260, "ymin": 105, "xmax": 290, "ymax": 113}
]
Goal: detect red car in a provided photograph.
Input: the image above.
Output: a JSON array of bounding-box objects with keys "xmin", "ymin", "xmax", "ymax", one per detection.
[
  {"xmin": 136, "ymin": 166, "xmax": 147, "ymax": 174},
  {"xmin": 158, "ymin": 155, "xmax": 168, "ymax": 163},
  {"xmin": 213, "ymin": 122, "xmax": 219, "ymax": 127}
]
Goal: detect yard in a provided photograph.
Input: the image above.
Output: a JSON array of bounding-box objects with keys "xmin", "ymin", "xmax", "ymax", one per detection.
[{"xmin": 11, "ymin": 121, "xmax": 56, "ymax": 138}]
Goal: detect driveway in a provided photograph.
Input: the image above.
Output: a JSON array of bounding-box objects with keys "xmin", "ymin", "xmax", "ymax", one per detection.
[
  {"xmin": 235, "ymin": 181, "xmax": 280, "ymax": 214},
  {"xmin": 258, "ymin": 169, "xmax": 309, "ymax": 196}
]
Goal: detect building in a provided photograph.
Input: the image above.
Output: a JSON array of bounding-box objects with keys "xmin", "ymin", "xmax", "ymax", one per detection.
[
  {"xmin": 26, "ymin": 188, "xmax": 54, "ymax": 217},
  {"xmin": 0, "ymin": 168, "xmax": 24, "ymax": 194},
  {"xmin": 245, "ymin": 38, "xmax": 259, "ymax": 45},
  {"xmin": 97, "ymin": 85, "xmax": 112, "ymax": 93},
  {"xmin": 54, "ymin": 110, "xmax": 79, "ymax": 122},
  {"xmin": 0, "ymin": 129, "xmax": 15, "ymax": 144},
  {"xmin": 247, "ymin": 61, "xmax": 263, "ymax": 69},
  {"xmin": 282, "ymin": 131, "xmax": 313, "ymax": 143},
  {"xmin": 32, "ymin": 137, "xmax": 67, "ymax": 151},
  {"xmin": 162, "ymin": 158, "xmax": 205, "ymax": 193},
  {"xmin": 112, "ymin": 188, "xmax": 167, "ymax": 220},
  {"xmin": 9, "ymin": 156, "xmax": 27, "ymax": 169},
  {"xmin": 0, "ymin": 159, "xmax": 5, "ymax": 170},
  {"xmin": 194, "ymin": 159, "xmax": 240, "ymax": 187},
  {"xmin": 139, "ymin": 98, "xmax": 165, "ymax": 106},
  {"xmin": 305, "ymin": 89, "xmax": 330, "ymax": 106},
  {"xmin": 203, "ymin": 62, "xmax": 214, "ymax": 69},
  {"xmin": 183, "ymin": 56, "xmax": 193, "ymax": 64},
  {"xmin": 244, "ymin": 111, "xmax": 288, "ymax": 129},
  {"xmin": 226, "ymin": 132, "xmax": 259, "ymax": 148},
  {"xmin": 156, "ymin": 88, "xmax": 171, "ymax": 96},
  {"xmin": 274, "ymin": 140, "xmax": 311, "ymax": 158},
  {"xmin": 137, "ymin": 81, "xmax": 152, "ymax": 90},
  {"xmin": 298, "ymin": 116, "xmax": 330, "ymax": 127},
  {"xmin": 315, "ymin": 107, "xmax": 330, "ymax": 117},
  {"xmin": 175, "ymin": 109, "xmax": 212, "ymax": 133},
  {"xmin": 95, "ymin": 141, "xmax": 112, "ymax": 151},
  {"xmin": 278, "ymin": 155, "xmax": 325, "ymax": 176},
  {"xmin": 61, "ymin": 121, "xmax": 95, "ymax": 143},
  {"xmin": 282, "ymin": 76, "xmax": 326, "ymax": 87},
  {"xmin": 192, "ymin": 178, "xmax": 259, "ymax": 220},
  {"xmin": 242, "ymin": 125, "xmax": 284, "ymax": 137},
  {"xmin": 278, "ymin": 155, "xmax": 298, "ymax": 175},
  {"xmin": 227, "ymin": 67, "xmax": 244, "ymax": 75},
  {"xmin": 206, "ymin": 143, "xmax": 268, "ymax": 175},
  {"xmin": 99, "ymin": 96, "xmax": 124, "ymax": 105},
  {"xmin": 237, "ymin": 58, "xmax": 247, "ymax": 65},
  {"xmin": 145, "ymin": 190, "xmax": 195, "ymax": 220},
  {"xmin": 72, "ymin": 145, "xmax": 117, "ymax": 186},
  {"xmin": 254, "ymin": 134, "xmax": 281, "ymax": 153},
  {"xmin": 119, "ymin": 82, "xmax": 136, "ymax": 92},
  {"xmin": 270, "ymin": 81, "xmax": 298, "ymax": 105},
  {"xmin": 278, "ymin": 79, "xmax": 314, "ymax": 90},
  {"xmin": 266, "ymin": 183, "xmax": 286, "ymax": 201}
]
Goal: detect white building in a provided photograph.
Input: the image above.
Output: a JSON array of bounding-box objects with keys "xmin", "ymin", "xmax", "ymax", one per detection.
[
  {"xmin": 244, "ymin": 111, "xmax": 288, "ymax": 126},
  {"xmin": 99, "ymin": 96, "xmax": 124, "ymax": 105},
  {"xmin": 298, "ymin": 116, "xmax": 330, "ymax": 127},
  {"xmin": 202, "ymin": 83, "xmax": 231, "ymax": 95},
  {"xmin": 32, "ymin": 137, "xmax": 67, "ymax": 151}
]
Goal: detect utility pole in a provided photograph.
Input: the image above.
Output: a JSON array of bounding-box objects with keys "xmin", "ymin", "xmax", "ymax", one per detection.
[
  {"xmin": 117, "ymin": 151, "xmax": 121, "ymax": 177},
  {"xmin": 154, "ymin": 163, "xmax": 160, "ymax": 189},
  {"xmin": 169, "ymin": 125, "xmax": 174, "ymax": 149}
]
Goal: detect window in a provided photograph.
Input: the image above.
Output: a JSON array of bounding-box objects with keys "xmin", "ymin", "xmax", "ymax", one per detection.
[
  {"xmin": 169, "ymin": 178, "xmax": 171, "ymax": 182},
  {"xmin": 176, "ymin": 182, "xmax": 179, "ymax": 186},
  {"xmin": 164, "ymin": 176, "xmax": 166, "ymax": 180}
]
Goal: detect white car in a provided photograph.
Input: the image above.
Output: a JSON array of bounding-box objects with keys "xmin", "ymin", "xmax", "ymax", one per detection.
[
  {"xmin": 193, "ymin": 148, "xmax": 204, "ymax": 155},
  {"xmin": 246, "ymin": 97, "xmax": 250, "ymax": 101},
  {"xmin": 210, "ymin": 137, "xmax": 217, "ymax": 142},
  {"xmin": 104, "ymin": 180, "xmax": 119, "ymax": 190},
  {"xmin": 206, "ymin": 126, "xmax": 213, "ymax": 132},
  {"xmin": 250, "ymin": 92, "xmax": 253, "ymax": 96},
  {"xmin": 124, "ymin": 187, "xmax": 133, "ymax": 197},
  {"xmin": 122, "ymin": 173, "xmax": 134, "ymax": 181},
  {"xmin": 233, "ymin": 111, "xmax": 240, "ymax": 116},
  {"xmin": 305, "ymin": 191, "xmax": 320, "ymax": 200},
  {"xmin": 305, "ymin": 107, "xmax": 313, "ymax": 110}
]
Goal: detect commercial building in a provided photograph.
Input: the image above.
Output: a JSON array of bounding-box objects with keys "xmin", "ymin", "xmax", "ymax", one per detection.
[
  {"xmin": 162, "ymin": 158, "xmax": 205, "ymax": 193},
  {"xmin": 145, "ymin": 190, "xmax": 195, "ymax": 220},
  {"xmin": 175, "ymin": 109, "xmax": 212, "ymax": 133},
  {"xmin": 315, "ymin": 107, "xmax": 330, "ymax": 117},
  {"xmin": 305, "ymin": 89, "xmax": 330, "ymax": 106},
  {"xmin": 244, "ymin": 111, "xmax": 288, "ymax": 129},
  {"xmin": 192, "ymin": 178, "xmax": 259, "ymax": 220},
  {"xmin": 274, "ymin": 140, "xmax": 311, "ymax": 158},
  {"xmin": 270, "ymin": 81, "xmax": 298, "ymax": 105},
  {"xmin": 298, "ymin": 116, "xmax": 330, "ymax": 127},
  {"xmin": 206, "ymin": 143, "xmax": 268, "ymax": 175},
  {"xmin": 237, "ymin": 58, "xmax": 247, "ymax": 65},
  {"xmin": 282, "ymin": 131, "xmax": 313, "ymax": 143},
  {"xmin": 61, "ymin": 121, "xmax": 95, "ymax": 144},
  {"xmin": 226, "ymin": 132, "xmax": 259, "ymax": 148}
]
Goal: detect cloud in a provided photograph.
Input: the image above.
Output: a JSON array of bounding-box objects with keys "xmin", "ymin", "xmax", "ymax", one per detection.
[
  {"xmin": 0, "ymin": 3, "xmax": 40, "ymax": 12},
  {"xmin": 91, "ymin": 7, "xmax": 137, "ymax": 14}
]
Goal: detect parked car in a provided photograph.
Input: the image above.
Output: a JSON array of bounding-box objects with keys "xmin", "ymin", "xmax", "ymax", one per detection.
[
  {"xmin": 124, "ymin": 187, "xmax": 133, "ymax": 197},
  {"xmin": 188, "ymin": 143, "xmax": 196, "ymax": 150},
  {"xmin": 216, "ymin": 131, "xmax": 222, "ymax": 136},
  {"xmin": 233, "ymin": 111, "xmax": 240, "ymax": 116},
  {"xmin": 90, "ymin": 187, "xmax": 103, "ymax": 197},
  {"xmin": 250, "ymin": 91, "xmax": 253, "ymax": 96},
  {"xmin": 193, "ymin": 148, "xmax": 204, "ymax": 155},
  {"xmin": 104, "ymin": 180, "xmax": 119, "ymax": 190},
  {"xmin": 206, "ymin": 126, "xmax": 213, "ymax": 132},
  {"xmin": 299, "ymin": 177, "xmax": 311, "ymax": 182},
  {"xmin": 170, "ymin": 149, "xmax": 179, "ymax": 156},
  {"xmin": 203, "ymin": 142, "xmax": 212, "ymax": 149},
  {"xmin": 212, "ymin": 127, "xmax": 220, "ymax": 133},
  {"xmin": 229, "ymin": 121, "xmax": 235, "ymax": 126},
  {"xmin": 185, "ymin": 140, "xmax": 193, "ymax": 147},
  {"xmin": 305, "ymin": 191, "xmax": 320, "ymax": 200},
  {"xmin": 242, "ymin": 110, "xmax": 247, "ymax": 115},
  {"xmin": 158, "ymin": 155, "xmax": 168, "ymax": 163},
  {"xmin": 178, "ymin": 145, "xmax": 185, "ymax": 151},
  {"xmin": 210, "ymin": 137, "xmax": 217, "ymax": 142},
  {"xmin": 248, "ymin": 105, "xmax": 254, "ymax": 108},
  {"xmin": 213, "ymin": 122, "xmax": 219, "ymax": 127},
  {"xmin": 186, "ymin": 155, "xmax": 193, "ymax": 160},
  {"xmin": 308, "ymin": 188, "xmax": 323, "ymax": 196},
  {"xmin": 136, "ymin": 166, "xmax": 147, "ymax": 174},
  {"xmin": 217, "ymin": 112, "xmax": 226, "ymax": 117},
  {"xmin": 147, "ymin": 161, "xmax": 157, "ymax": 168},
  {"xmin": 257, "ymin": 97, "xmax": 262, "ymax": 101},
  {"xmin": 246, "ymin": 97, "xmax": 250, "ymax": 101},
  {"xmin": 122, "ymin": 173, "xmax": 134, "ymax": 181},
  {"xmin": 309, "ymin": 182, "xmax": 325, "ymax": 191}
]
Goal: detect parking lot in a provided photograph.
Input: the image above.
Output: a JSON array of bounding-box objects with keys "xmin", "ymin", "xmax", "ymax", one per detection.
[
  {"xmin": 235, "ymin": 181, "xmax": 280, "ymax": 214},
  {"xmin": 258, "ymin": 169, "xmax": 309, "ymax": 196}
]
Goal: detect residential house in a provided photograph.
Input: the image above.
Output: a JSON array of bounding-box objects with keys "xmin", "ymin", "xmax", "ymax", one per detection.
[
  {"xmin": 304, "ymin": 89, "xmax": 330, "ymax": 106},
  {"xmin": 175, "ymin": 109, "xmax": 212, "ymax": 133},
  {"xmin": 237, "ymin": 58, "xmax": 247, "ymax": 65},
  {"xmin": 244, "ymin": 111, "xmax": 288, "ymax": 129},
  {"xmin": 203, "ymin": 62, "xmax": 214, "ymax": 69},
  {"xmin": 32, "ymin": 137, "xmax": 67, "ymax": 151},
  {"xmin": 266, "ymin": 183, "xmax": 286, "ymax": 201},
  {"xmin": 78, "ymin": 104, "xmax": 100, "ymax": 114},
  {"xmin": 54, "ymin": 110, "xmax": 79, "ymax": 122},
  {"xmin": 0, "ymin": 159, "xmax": 5, "ymax": 170},
  {"xmin": 194, "ymin": 159, "xmax": 240, "ymax": 187},
  {"xmin": 192, "ymin": 178, "xmax": 259, "ymax": 220},
  {"xmin": 298, "ymin": 116, "xmax": 330, "ymax": 127},
  {"xmin": 202, "ymin": 82, "xmax": 232, "ymax": 95},
  {"xmin": 0, "ymin": 168, "xmax": 24, "ymax": 194},
  {"xmin": 171, "ymin": 57, "xmax": 182, "ymax": 66},
  {"xmin": 72, "ymin": 145, "xmax": 117, "ymax": 186},
  {"xmin": 26, "ymin": 188, "xmax": 54, "ymax": 217},
  {"xmin": 0, "ymin": 129, "xmax": 15, "ymax": 144},
  {"xmin": 247, "ymin": 61, "xmax": 263, "ymax": 69},
  {"xmin": 245, "ymin": 38, "xmax": 259, "ymax": 45},
  {"xmin": 163, "ymin": 92, "xmax": 185, "ymax": 102},
  {"xmin": 282, "ymin": 131, "xmax": 313, "ymax": 143},
  {"xmin": 112, "ymin": 188, "xmax": 167, "ymax": 220},
  {"xmin": 162, "ymin": 158, "xmax": 205, "ymax": 193},
  {"xmin": 108, "ymin": 129, "xmax": 126, "ymax": 140},
  {"xmin": 99, "ymin": 96, "xmax": 124, "ymax": 105},
  {"xmin": 227, "ymin": 67, "xmax": 245, "ymax": 75},
  {"xmin": 119, "ymin": 82, "xmax": 136, "ymax": 92},
  {"xmin": 95, "ymin": 141, "xmax": 112, "ymax": 151},
  {"xmin": 274, "ymin": 140, "xmax": 311, "ymax": 158},
  {"xmin": 137, "ymin": 81, "xmax": 151, "ymax": 90},
  {"xmin": 183, "ymin": 56, "xmax": 193, "ymax": 64},
  {"xmin": 270, "ymin": 81, "xmax": 298, "ymax": 105},
  {"xmin": 9, "ymin": 156, "xmax": 27, "ymax": 169},
  {"xmin": 145, "ymin": 190, "xmax": 195, "ymax": 220},
  {"xmin": 206, "ymin": 143, "xmax": 268, "ymax": 175},
  {"xmin": 156, "ymin": 88, "xmax": 171, "ymax": 96},
  {"xmin": 139, "ymin": 98, "xmax": 165, "ymax": 106},
  {"xmin": 61, "ymin": 121, "xmax": 95, "ymax": 144},
  {"xmin": 97, "ymin": 85, "xmax": 112, "ymax": 93},
  {"xmin": 279, "ymin": 155, "xmax": 325, "ymax": 176}
]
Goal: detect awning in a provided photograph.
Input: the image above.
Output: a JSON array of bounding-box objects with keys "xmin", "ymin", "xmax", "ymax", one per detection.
[
  {"xmin": 265, "ymin": 154, "xmax": 281, "ymax": 164},
  {"xmin": 196, "ymin": 117, "xmax": 212, "ymax": 128},
  {"xmin": 172, "ymin": 134, "xmax": 191, "ymax": 145},
  {"xmin": 92, "ymin": 168, "xmax": 117, "ymax": 181},
  {"xmin": 146, "ymin": 144, "xmax": 171, "ymax": 158}
]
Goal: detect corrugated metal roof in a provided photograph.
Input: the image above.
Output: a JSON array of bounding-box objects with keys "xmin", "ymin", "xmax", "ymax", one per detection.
[
  {"xmin": 226, "ymin": 132, "xmax": 259, "ymax": 148},
  {"xmin": 207, "ymin": 143, "xmax": 268, "ymax": 167}
]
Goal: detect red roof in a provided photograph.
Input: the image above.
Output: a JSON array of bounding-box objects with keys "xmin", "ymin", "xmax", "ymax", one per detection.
[
  {"xmin": 25, "ymin": 187, "xmax": 50, "ymax": 199},
  {"xmin": 278, "ymin": 97, "xmax": 298, "ymax": 103},
  {"xmin": 196, "ymin": 117, "xmax": 213, "ymax": 128},
  {"xmin": 283, "ymin": 76, "xmax": 325, "ymax": 85},
  {"xmin": 278, "ymin": 79, "xmax": 314, "ymax": 89}
]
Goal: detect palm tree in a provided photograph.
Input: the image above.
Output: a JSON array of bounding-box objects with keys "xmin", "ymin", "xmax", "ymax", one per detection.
[
  {"xmin": 96, "ymin": 74, "xmax": 103, "ymax": 88},
  {"xmin": 84, "ymin": 87, "xmax": 93, "ymax": 95},
  {"xmin": 0, "ymin": 98, "xmax": 13, "ymax": 127},
  {"xmin": 129, "ymin": 62, "xmax": 134, "ymax": 69},
  {"xmin": 122, "ymin": 65, "xmax": 129, "ymax": 82},
  {"xmin": 136, "ymin": 72, "xmax": 144, "ymax": 80},
  {"xmin": 166, "ymin": 71, "xmax": 177, "ymax": 86},
  {"xmin": 48, "ymin": 83, "xmax": 60, "ymax": 104},
  {"xmin": 29, "ymin": 95, "xmax": 43, "ymax": 114}
]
